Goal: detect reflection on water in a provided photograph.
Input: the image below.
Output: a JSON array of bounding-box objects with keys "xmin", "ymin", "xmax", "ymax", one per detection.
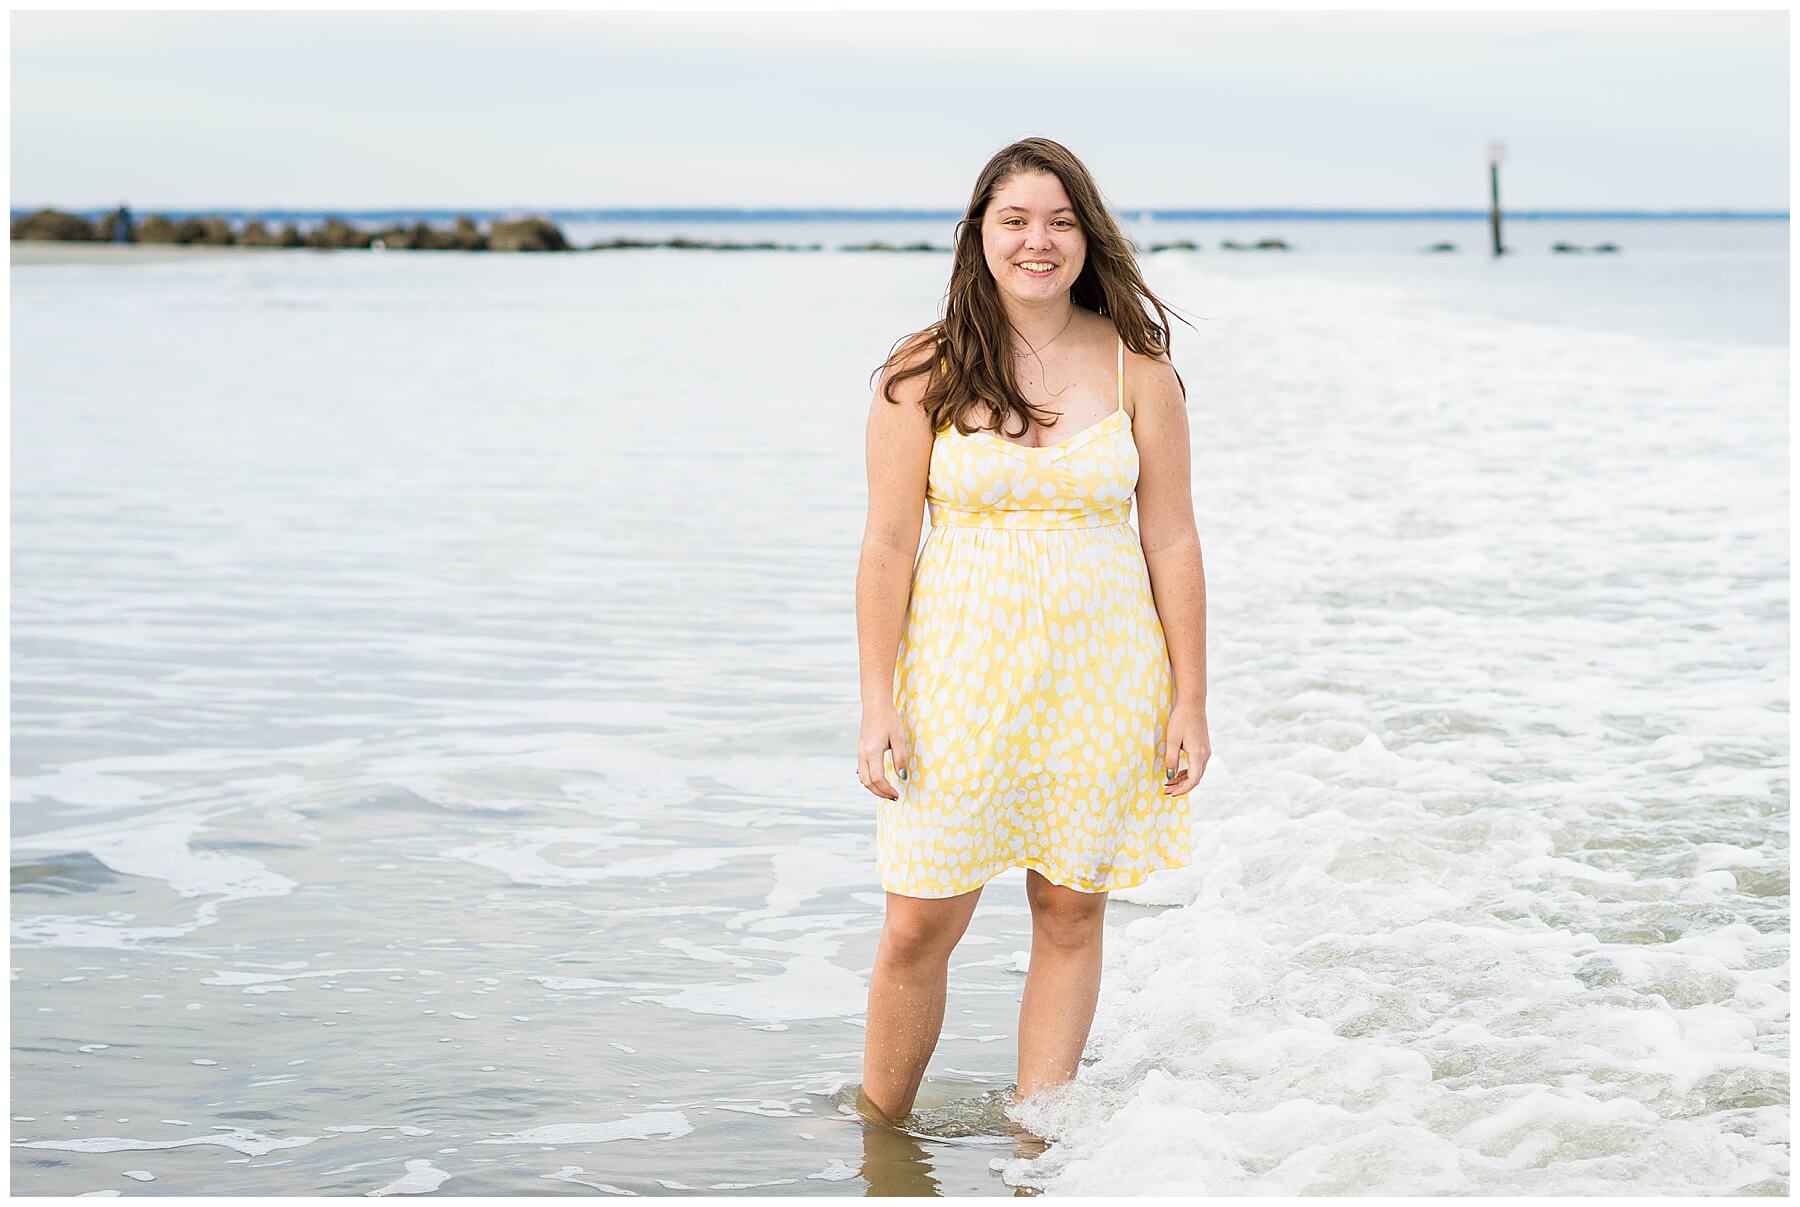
[{"xmin": 843, "ymin": 1084, "xmax": 1048, "ymax": 1197}]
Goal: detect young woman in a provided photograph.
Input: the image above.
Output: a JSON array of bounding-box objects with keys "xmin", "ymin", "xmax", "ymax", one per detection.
[{"xmin": 853, "ymin": 137, "xmax": 1210, "ymax": 1125}]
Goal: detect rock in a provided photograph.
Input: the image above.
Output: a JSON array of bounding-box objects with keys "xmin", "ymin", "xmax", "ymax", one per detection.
[
  {"xmin": 10, "ymin": 208, "xmax": 93, "ymax": 241},
  {"xmin": 360, "ymin": 220, "xmax": 464, "ymax": 251},
  {"xmin": 369, "ymin": 224, "xmax": 420, "ymax": 250},
  {"xmin": 308, "ymin": 217, "xmax": 373, "ymax": 249},
  {"xmin": 407, "ymin": 221, "xmax": 460, "ymax": 251},
  {"xmin": 136, "ymin": 215, "xmax": 181, "ymax": 244},
  {"xmin": 1147, "ymin": 240, "xmax": 1200, "ymax": 252},
  {"xmin": 403, "ymin": 220, "xmax": 483, "ymax": 251},
  {"xmin": 448, "ymin": 216, "xmax": 486, "ymax": 250},
  {"xmin": 1551, "ymin": 241, "xmax": 1583, "ymax": 253},
  {"xmin": 1590, "ymin": 242, "xmax": 1620, "ymax": 254},
  {"xmin": 238, "ymin": 220, "xmax": 282, "ymax": 247},
  {"xmin": 1426, "ymin": 241, "xmax": 1458, "ymax": 253},
  {"xmin": 488, "ymin": 216, "xmax": 569, "ymax": 252},
  {"xmin": 175, "ymin": 216, "xmax": 234, "ymax": 245}
]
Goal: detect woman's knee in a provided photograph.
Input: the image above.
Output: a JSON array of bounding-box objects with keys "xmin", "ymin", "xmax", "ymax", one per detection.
[
  {"xmin": 878, "ymin": 890, "xmax": 980, "ymax": 964},
  {"xmin": 1026, "ymin": 874, "xmax": 1107, "ymax": 950}
]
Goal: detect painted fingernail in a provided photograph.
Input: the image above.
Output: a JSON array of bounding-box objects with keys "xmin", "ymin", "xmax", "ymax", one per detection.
[
  {"xmin": 898, "ymin": 769, "xmax": 907, "ymax": 781},
  {"xmin": 1165, "ymin": 768, "xmax": 1175, "ymax": 780}
]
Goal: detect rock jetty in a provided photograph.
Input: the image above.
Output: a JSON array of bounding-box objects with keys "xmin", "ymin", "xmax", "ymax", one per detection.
[{"xmin": 14, "ymin": 209, "xmax": 848, "ymax": 253}]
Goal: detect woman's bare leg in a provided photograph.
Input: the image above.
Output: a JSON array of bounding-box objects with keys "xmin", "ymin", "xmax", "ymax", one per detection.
[
  {"xmin": 859, "ymin": 885, "xmax": 983, "ymax": 1124},
  {"xmin": 1015, "ymin": 870, "xmax": 1107, "ymax": 1102}
]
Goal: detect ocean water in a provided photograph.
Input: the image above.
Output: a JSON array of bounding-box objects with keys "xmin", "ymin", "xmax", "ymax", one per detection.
[{"xmin": 9, "ymin": 223, "xmax": 1788, "ymax": 1194}]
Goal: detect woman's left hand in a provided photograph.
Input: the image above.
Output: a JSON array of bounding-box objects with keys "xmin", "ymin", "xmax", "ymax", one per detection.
[{"xmin": 1162, "ymin": 702, "xmax": 1211, "ymax": 796}]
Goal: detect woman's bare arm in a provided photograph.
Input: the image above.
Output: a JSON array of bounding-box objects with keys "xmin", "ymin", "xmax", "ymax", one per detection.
[
  {"xmin": 1128, "ymin": 348, "xmax": 1208, "ymax": 714},
  {"xmin": 854, "ymin": 338, "xmax": 937, "ymax": 796}
]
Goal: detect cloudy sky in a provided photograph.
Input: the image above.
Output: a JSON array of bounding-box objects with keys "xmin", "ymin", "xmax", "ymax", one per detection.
[{"xmin": 10, "ymin": 7, "xmax": 1789, "ymax": 211}]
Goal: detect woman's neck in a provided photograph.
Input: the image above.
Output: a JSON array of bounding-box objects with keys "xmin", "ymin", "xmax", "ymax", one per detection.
[{"xmin": 1003, "ymin": 297, "xmax": 1079, "ymax": 350}]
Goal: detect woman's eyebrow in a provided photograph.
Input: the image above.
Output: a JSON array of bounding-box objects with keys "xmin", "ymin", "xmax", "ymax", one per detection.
[{"xmin": 996, "ymin": 205, "xmax": 1074, "ymax": 214}]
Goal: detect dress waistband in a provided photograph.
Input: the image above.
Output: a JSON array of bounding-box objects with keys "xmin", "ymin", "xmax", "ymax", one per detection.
[{"xmin": 928, "ymin": 502, "xmax": 1131, "ymax": 531}]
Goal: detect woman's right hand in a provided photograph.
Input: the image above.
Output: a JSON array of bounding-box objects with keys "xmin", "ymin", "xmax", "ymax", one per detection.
[{"xmin": 857, "ymin": 705, "xmax": 911, "ymax": 800}]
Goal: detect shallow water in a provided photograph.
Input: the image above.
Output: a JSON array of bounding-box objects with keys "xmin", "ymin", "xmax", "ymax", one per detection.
[{"xmin": 11, "ymin": 233, "xmax": 1789, "ymax": 1194}]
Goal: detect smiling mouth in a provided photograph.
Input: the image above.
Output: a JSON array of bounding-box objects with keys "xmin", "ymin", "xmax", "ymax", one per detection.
[{"xmin": 1017, "ymin": 261, "xmax": 1057, "ymax": 275}]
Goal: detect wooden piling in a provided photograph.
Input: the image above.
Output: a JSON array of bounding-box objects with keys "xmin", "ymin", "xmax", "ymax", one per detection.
[{"xmin": 1487, "ymin": 142, "xmax": 1506, "ymax": 257}]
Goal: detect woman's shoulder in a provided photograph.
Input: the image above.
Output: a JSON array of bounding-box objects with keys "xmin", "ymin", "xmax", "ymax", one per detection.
[
  {"xmin": 885, "ymin": 325, "xmax": 944, "ymax": 370},
  {"xmin": 875, "ymin": 327, "xmax": 944, "ymax": 394},
  {"xmin": 1106, "ymin": 316, "xmax": 1171, "ymax": 359},
  {"xmin": 872, "ymin": 326, "xmax": 944, "ymax": 414}
]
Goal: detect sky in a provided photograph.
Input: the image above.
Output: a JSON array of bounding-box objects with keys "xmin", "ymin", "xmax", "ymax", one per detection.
[{"xmin": 9, "ymin": 7, "xmax": 1790, "ymax": 211}]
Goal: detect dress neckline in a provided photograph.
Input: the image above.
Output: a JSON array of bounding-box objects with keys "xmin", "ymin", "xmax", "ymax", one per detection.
[{"xmin": 951, "ymin": 406, "xmax": 1130, "ymax": 455}]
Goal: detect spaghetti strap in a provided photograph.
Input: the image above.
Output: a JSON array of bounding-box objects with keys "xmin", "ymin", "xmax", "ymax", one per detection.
[{"xmin": 1116, "ymin": 335, "xmax": 1125, "ymax": 413}]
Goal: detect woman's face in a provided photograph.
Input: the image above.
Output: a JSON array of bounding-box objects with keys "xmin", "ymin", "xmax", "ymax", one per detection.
[{"xmin": 981, "ymin": 170, "xmax": 1086, "ymax": 306}]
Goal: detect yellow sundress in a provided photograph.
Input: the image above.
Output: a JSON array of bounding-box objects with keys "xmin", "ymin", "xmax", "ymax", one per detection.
[{"xmin": 879, "ymin": 334, "xmax": 1195, "ymax": 898}]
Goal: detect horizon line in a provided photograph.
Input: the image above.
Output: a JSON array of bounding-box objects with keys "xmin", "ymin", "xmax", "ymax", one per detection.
[{"xmin": 10, "ymin": 204, "xmax": 1791, "ymax": 221}]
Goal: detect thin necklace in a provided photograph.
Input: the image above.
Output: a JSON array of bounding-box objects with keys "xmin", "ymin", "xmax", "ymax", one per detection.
[{"xmin": 1010, "ymin": 308, "xmax": 1076, "ymax": 358}]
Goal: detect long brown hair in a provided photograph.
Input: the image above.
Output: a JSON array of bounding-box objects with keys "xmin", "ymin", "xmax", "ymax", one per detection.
[{"xmin": 872, "ymin": 137, "xmax": 1194, "ymax": 437}]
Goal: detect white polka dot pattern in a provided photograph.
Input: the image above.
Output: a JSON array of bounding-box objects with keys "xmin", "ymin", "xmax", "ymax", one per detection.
[{"xmin": 879, "ymin": 338, "xmax": 1195, "ymax": 898}]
